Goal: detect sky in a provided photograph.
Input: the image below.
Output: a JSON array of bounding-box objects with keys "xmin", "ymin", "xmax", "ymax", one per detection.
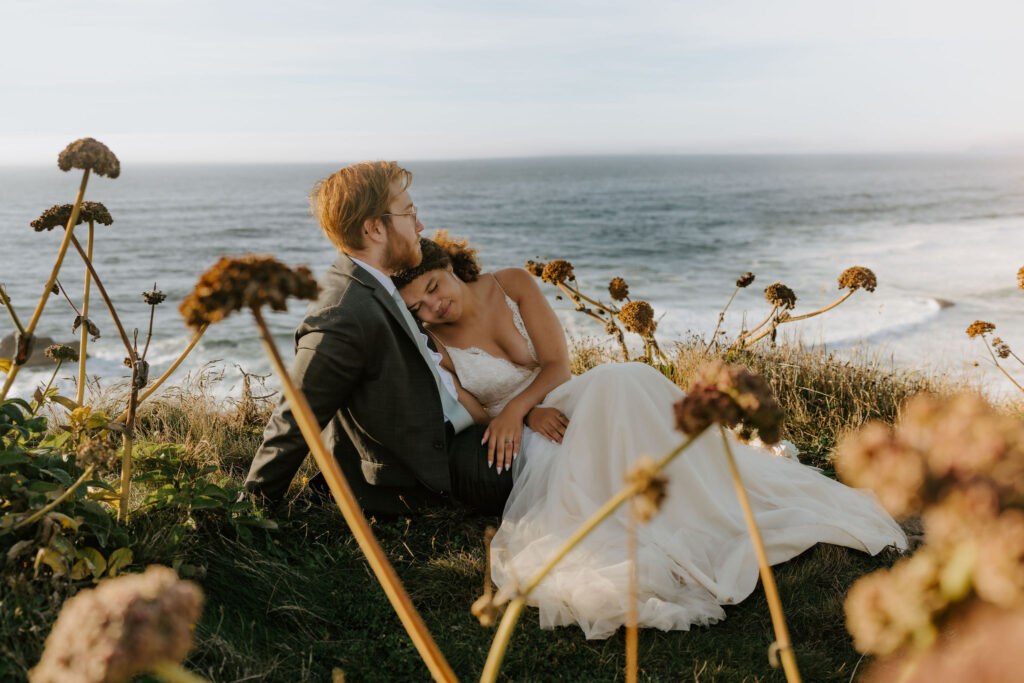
[{"xmin": 3, "ymin": 0, "xmax": 1024, "ymax": 163}]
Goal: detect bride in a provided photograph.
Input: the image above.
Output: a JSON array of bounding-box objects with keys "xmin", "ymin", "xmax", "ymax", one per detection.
[{"xmin": 393, "ymin": 234, "xmax": 907, "ymax": 640}]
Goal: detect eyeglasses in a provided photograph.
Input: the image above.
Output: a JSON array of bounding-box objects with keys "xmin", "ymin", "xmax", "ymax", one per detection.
[{"xmin": 382, "ymin": 206, "xmax": 418, "ymax": 223}]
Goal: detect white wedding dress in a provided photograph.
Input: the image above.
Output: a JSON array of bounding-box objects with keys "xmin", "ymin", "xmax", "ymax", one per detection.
[{"xmin": 442, "ymin": 290, "xmax": 907, "ymax": 640}]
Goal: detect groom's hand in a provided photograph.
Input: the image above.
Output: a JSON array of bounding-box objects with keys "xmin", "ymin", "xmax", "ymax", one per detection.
[{"xmin": 526, "ymin": 407, "xmax": 569, "ymax": 444}]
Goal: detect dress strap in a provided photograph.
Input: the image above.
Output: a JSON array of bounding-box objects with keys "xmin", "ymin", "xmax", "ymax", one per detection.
[
  {"xmin": 425, "ymin": 328, "xmax": 449, "ymax": 352},
  {"xmin": 492, "ymin": 272, "xmax": 511, "ymax": 299}
]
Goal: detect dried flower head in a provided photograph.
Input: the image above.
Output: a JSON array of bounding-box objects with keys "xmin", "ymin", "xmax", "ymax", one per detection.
[
  {"xmin": 834, "ymin": 422, "xmax": 926, "ymax": 518},
  {"xmin": 541, "ymin": 259, "xmax": 575, "ymax": 285},
  {"xmin": 673, "ymin": 360, "xmax": 783, "ymax": 444},
  {"xmin": 57, "ymin": 138, "xmax": 120, "ymax": 178},
  {"xmin": 838, "ymin": 266, "xmax": 878, "ymax": 293},
  {"xmin": 966, "ymin": 320, "xmax": 996, "ymax": 338},
  {"xmin": 608, "ymin": 277, "xmax": 630, "ymax": 301},
  {"xmin": 142, "ymin": 289, "xmax": 166, "ymax": 306},
  {"xmin": 604, "ymin": 319, "xmax": 620, "ymax": 336},
  {"xmin": 29, "ymin": 565, "xmax": 202, "ymax": 683},
  {"xmin": 50, "ymin": 283, "xmax": 60, "ymax": 295},
  {"xmin": 1018, "ymin": 266, "xmax": 1024, "ymax": 290},
  {"xmin": 736, "ymin": 272, "xmax": 755, "ymax": 288},
  {"xmin": 844, "ymin": 548, "xmax": 946, "ymax": 656},
  {"xmin": 993, "ymin": 337, "xmax": 1012, "ymax": 359},
  {"xmin": 77, "ymin": 436, "xmax": 118, "ymax": 470},
  {"xmin": 619, "ymin": 300, "xmax": 657, "ymax": 336},
  {"xmin": 525, "ymin": 259, "xmax": 546, "ymax": 277},
  {"xmin": 624, "ymin": 455, "xmax": 668, "ymax": 523},
  {"xmin": 180, "ymin": 255, "xmax": 319, "ymax": 329},
  {"xmin": 31, "ymin": 202, "xmax": 113, "ymax": 232},
  {"xmin": 44, "ymin": 344, "xmax": 79, "ymax": 364},
  {"xmin": 72, "ymin": 316, "xmax": 101, "ymax": 341},
  {"xmin": 764, "ymin": 282, "xmax": 797, "ymax": 310}
]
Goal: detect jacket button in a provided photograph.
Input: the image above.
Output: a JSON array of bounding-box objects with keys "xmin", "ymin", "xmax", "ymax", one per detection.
[{"xmin": 433, "ymin": 440, "xmax": 443, "ymax": 449}]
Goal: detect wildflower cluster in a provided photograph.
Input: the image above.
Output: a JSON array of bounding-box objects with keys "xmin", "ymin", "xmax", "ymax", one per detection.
[
  {"xmin": 142, "ymin": 288, "xmax": 166, "ymax": 306},
  {"xmin": 180, "ymin": 255, "xmax": 319, "ymax": 328},
  {"xmin": 837, "ymin": 393, "xmax": 1024, "ymax": 656},
  {"xmin": 624, "ymin": 455, "xmax": 668, "ymax": 522},
  {"xmin": 57, "ymin": 137, "xmax": 121, "ymax": 178},
  {"xmin": 31, "ymin": 202, "xmax": 113, "ymax": 232},
  {"xmin": 618, "ymin": 300, "xmax": 656, "ymax": 336},
  {"xmin": 608, "ymin": 277, "xmax": 629, "ymax": 301},
  {"xmin": 735, "ymin": 272, "xmax": 755, "ymax": 288},
  {"xmin": 837, "ymin": 266, "xmax": 878, "ymax": 292},
  {"xmin": 764, "ymin": 282, "xmax": 797, "ymax": 310},
  {"xmin": 673, "ymin": 360, "xmax": 783, "ymax": 445},
  {"xmin": 966, "ymin": 320, "xmax": 996, "ymax": 338},
  {"xmin": 30, "ymin": 565, "xmax": 202, "ymax": 683},
  {"xmin": 541, "ymin": 259, "xmax": 575, "ymax": 285},
  {"xmin": 44, "ymin": 344, "xmax": 78, "ymax": 364}
]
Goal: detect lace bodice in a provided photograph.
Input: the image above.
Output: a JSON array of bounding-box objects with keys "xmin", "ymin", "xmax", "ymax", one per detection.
[{"xmin": 438, "ymin": 292, "xmax": 540, "ymax": 417}]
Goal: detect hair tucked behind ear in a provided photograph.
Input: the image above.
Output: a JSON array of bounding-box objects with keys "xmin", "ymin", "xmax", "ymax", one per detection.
[{"xmin": 392, "ymin": 230, "xmax": 482, "ymax": 288}]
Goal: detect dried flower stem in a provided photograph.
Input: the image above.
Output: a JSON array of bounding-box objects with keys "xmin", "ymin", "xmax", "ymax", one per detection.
[
  {"xmin": 14, "ymin": 465, "xmax": 96, "ymax": 531},
  {"xmin": 983, "ymin": 340, "xmax": 1024, "ymax": 395},
  {"xmin": 149, "ymin": 661, "xmax": 211, "ymax": 683},
  {"xmin": 119, "ymin": 382, "xmax": 139, "ymax": 522},
  {"xmin": 742, "ymin": 290, "xmax": 857, "ymax": 348},
  {"xmin": 0, "ymin": 285, "xmax": 25, "ymax": 335},
  {"xmin": 115, "ymin": 324, "xmax": 208, "ymax": 423},
  {"xmin": 76, "ymin": 222, "xmax": 95, "ymax": 406},
  {"xmin": 625, "ymin": 502, "xmax": 639, "ymax": 683},
  {"xmin": 704, "ymin": 286, "xmax": 740, "ymax": 354},
  {"xmin": 0, "ymin": 170, "xmax": 90, "ymax": 401},
  {"xmin": 68, "ymin": 233, "xmax": 135, "ymax": 361},
  {"xmin": 731, "ymin": 304, "xmax": 780, "ymax": 349},
  {"xmin": 717, "ymin": 426, "xmax": 801, "ymax": 683},
  {"xmin": 560, "ymin": 281, "xmax": 618, "ymax": 314},
  {"xmin": 480, "ymin": 434, "xmax": 700, "ymax": 683},
  {"xmin": 252, "ymin": 308, "xmax": 456, "ymax": 683},
  {"xmin": 557, "ymin": 283, "xmax": 630, "ymax": 360},
  {"xmin": 30, "ymin": 361, "xmax": 64, "ymax": 416}
]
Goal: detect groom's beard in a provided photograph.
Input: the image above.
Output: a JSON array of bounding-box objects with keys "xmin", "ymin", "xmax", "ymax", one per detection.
[{"xmin": 382, "ymin": 226, "xmax": 421, "ymax": 273}]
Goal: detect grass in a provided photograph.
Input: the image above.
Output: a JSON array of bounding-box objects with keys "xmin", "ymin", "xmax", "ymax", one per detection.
[{"xmin": 1, "ymin": 338, "xmax": 964, "ymax": 682}]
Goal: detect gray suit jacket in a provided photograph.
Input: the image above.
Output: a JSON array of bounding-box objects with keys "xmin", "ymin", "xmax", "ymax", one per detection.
[{"xmin": 245, "ymin": 255, "xmax": 466, "ymax": 513}]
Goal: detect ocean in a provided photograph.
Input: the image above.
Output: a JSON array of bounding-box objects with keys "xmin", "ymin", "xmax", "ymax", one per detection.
[{"xmin": 2, "ymin": 155, "xmax": 1022, "ymax": 402}]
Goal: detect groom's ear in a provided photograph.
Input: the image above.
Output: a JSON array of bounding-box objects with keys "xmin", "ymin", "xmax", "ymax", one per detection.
[{"xmin": 363, "ymin": 217, "xmax": 386, "ymax": 244}]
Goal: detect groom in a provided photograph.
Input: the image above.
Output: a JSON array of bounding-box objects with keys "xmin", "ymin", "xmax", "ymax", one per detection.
[{"xmin": 244, "ymin": 161, "xmax": 512, "ymax": 515}]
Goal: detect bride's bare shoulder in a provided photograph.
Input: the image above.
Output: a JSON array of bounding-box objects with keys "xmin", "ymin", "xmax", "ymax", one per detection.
[{"xmin": 491, "ymin": 267, "xmax": 538, "ymax": 299}]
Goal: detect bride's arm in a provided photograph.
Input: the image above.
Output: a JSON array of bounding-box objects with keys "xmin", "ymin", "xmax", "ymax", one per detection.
[{"xmin": 483, "ymin": 268, "xmax": 572, "ymax": 469}]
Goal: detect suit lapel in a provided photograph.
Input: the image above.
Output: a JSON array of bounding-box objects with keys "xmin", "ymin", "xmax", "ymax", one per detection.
[{"xmin": 337, "ymin": 255, "xmax": 421, "ymax": 348}]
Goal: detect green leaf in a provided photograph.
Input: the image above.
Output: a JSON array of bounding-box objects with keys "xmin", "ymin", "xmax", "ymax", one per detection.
[
  {"xmin": 23, "ymin": 417, "xmax": 47, "ymax": 433},
  {"xmin": 72, "ymin": 547, "xmax": 107, "ymax": 580},
  {"xmin": 106, "ymin": 547, "xmax": 133, "ymax": 576},
  {"xmin": 34, "ymin": 547, "xmax": 68, "ymax": 577},
  {"xmin": 40, "ymin": 467, "xmax": 73, "ymax": 487},
  {"xmin": 0, "ymin": 358, "xmax": 11, "ymax": 375},
  {"xmin": 39, "ymin": 432, "xmax": 71, "ymax": 449},
  {"xmin": 0, "ymin": 451, "xmax": 29, "ymax": 467},
  {"xmin": 190, "ymin": 496, "xmax": 225, "ymax": 510},
  {"xmin": 79, "ymin": 500, "xmax": 113, "ymax": 547}
]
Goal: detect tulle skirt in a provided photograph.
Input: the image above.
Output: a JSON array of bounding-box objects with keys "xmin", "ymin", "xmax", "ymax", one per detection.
[{"xmin": 491, "ymin": 363, "xmax": 906, "ymax": 639}]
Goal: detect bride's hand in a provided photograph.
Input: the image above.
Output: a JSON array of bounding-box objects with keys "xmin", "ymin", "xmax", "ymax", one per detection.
[
  {"xmin": 481, "ymin": 409, "xmax": 524, "ymax": 474},
  {"xmin": 526, "ymin": 407, "xmax": 569, "ymax": 444}
]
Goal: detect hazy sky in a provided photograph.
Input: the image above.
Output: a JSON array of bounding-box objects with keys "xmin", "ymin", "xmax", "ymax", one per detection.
[{"xmin": 3, "ymin": 0, "xmax": 1024, "ymax": 162}]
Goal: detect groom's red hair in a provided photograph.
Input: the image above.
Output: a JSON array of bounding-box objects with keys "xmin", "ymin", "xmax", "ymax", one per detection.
[{"xmin": 309, "ymin": 161, "xmax": 412, "ymax": 253}]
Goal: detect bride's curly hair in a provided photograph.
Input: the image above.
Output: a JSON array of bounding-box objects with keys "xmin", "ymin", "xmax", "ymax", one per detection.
[{"xmin": 392, "ymin": 230, "xmax": 481, "ymax": 288}]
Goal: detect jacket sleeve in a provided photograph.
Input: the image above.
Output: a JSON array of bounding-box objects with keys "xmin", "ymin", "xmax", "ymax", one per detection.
[{"xmin": 244, "ymin": 313, "xmax": 365, "ymax": 501}]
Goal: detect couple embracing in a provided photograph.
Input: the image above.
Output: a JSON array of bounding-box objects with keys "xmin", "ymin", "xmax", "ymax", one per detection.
[{"xmin": 244, "ymin": 161, "xmax": 906, "ymax": 639}]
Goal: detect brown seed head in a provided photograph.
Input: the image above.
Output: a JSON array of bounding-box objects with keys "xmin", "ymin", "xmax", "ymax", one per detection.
[
  {"xmin": 31, "ymin": 202, "xmax": 113, "ymax": 232},
  {"xmin": 993, "ymin": 337, "xmax": 1012, "ymax": 359},
  {"xmin": 764, "ymin": 282, "xmax": 797, "ymax": 310},
  {"xmin": 604, "ymin": 319, "xmax": 620, "ymax": 336},
  {"xmin": 608, "ymin": 277, "xmax": 629, "ymax": 301},
  {"xmin": 624, "ymin": 455, "xmax": 668, "ymax": 523},
  {"xmin": 142, "ymin": 289, "xmax": 166, "ymax": 306},
  {"xmin": 838, "ymin": 266, "xmax": 878, "ymax": 293},
  {"xmin": 29, "ymin": 565, "xmax": 202, "ymax": 683},
  {"xmin": 844, "ymin": 548, "xmax": 945, "ymax": 656},
  {"xmin": 541, "ymin": 259, "xmax": 575, "ymax": 285},
  {"xmin": 1018, "ymin": 266, "xmax": 1024, "ymax": 290},
  {"xmin": 619, "ymin": 300, "xmax": 657, "ymax": 336},
  {"xmin": 57, "ymin": 138, "xmax": 120, "ymax": 178},
  {"xmin": 524, "ymin": 259, "xmax": 546, "ymax": 277},
  {"xmin": 673, "ymin": 360, "xmax": 783, "ymax": 444},
  {"xmin": 44, "ymin": 344, "xmax": 79, "ymax": 364},
  {"xmin": 77, "ymin": 436, "xmax": 118, "ymax": 470},
  {"xmin": 72, "ymin": 315, "xmax": 101, "ymax": 341},
  {"xmin": 179, "ymin": 255, "xmax": 319, "ymax": 329},
  {"xmin": 834, "ymin": 421, "xmax": 927, "ymax": 518},
  {"xmin": 735, "ymin": 272, "xmax": 755, "ymax": 288},
  {"xmin": 966, "ymin": 320, "xmax": 996, "ymax": 338}
]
